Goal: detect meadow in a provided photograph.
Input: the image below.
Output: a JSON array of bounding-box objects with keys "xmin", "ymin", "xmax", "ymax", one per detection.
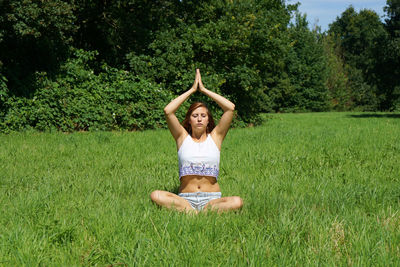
[{"xmin": 0, "ymin": 112, "xmax": 399, "ymax": 266}]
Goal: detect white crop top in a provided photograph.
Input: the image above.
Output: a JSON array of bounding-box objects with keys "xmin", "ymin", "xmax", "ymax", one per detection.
[{"xmin": 178, "ymin": 134, "xmax": 220, "ymax": 180}]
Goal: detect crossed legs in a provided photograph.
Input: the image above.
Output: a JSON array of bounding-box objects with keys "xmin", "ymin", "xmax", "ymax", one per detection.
[
  {"xmin": 150, "ymin": 190, "xmax": 243, "ymax": 213},
  {"xmin": 150, "ymin": 190, "xmax": 194, "ymax": 213},
  {"xmin": 204, "ymin": 196, "xmax": 243, "ymax": 212}
]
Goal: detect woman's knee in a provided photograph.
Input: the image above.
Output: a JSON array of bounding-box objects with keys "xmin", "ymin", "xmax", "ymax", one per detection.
[
  {"xmin": 150, "ymin": 190, "xmax": 163, "ymax": 202},
  {"xmin": 232, "ymin": 196, "xmax": 243, "ymax": 209}
]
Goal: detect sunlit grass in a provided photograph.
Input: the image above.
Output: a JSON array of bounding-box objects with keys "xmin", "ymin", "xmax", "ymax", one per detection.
[{"xmin": 1, "ymin": 112, "xmax": 399, "ymax": 265}]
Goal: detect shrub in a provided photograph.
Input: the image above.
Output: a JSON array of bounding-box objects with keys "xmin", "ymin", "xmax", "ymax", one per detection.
[
  {"xmin": 1, "ymin": 49, "xmax": 173, "ymax": 132},
  {"xmin": 0, "ymin": 73, "xmax": 8, "ymax": 111}
]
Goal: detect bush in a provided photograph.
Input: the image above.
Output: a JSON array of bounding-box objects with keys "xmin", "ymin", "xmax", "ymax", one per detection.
[
  {"xmin": 0, "ymin": 73, "xmax": 9, "ymax": 131},
  {"xmin": 0, "ymin": 73, "xmax": 8, "ymax": 110},
  {"xmin": 1, "ymin": 49, "xmax": 173, "ymax": 132}
]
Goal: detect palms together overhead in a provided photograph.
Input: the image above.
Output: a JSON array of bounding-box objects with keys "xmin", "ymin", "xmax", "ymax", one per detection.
[{"xmin": 192, "ymin": 69, "xmax": 206, "ymax": 92}]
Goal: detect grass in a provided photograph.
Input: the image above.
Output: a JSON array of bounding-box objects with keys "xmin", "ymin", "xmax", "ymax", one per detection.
[{"xmin": 0, "ymin": 112, "xmax": 399, "ymax": 266}]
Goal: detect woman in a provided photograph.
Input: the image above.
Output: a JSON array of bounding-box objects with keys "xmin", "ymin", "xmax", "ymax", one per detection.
[{"xmin": 150, "ymin": 69, "xmax": 243, "ymax": 213}]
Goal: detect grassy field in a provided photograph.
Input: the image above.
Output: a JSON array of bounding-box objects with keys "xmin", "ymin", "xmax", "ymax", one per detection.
[{"xmin": 1, "ymin": 112, "xmax": 399, "ymax": 266}]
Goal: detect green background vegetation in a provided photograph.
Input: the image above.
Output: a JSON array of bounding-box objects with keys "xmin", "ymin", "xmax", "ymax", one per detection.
[
  {"xmin": 1, "ymin": 2, "xmax": 399, "ymax": 265},
  {"xmin": 1, "ymin": 113, "xmax": 399, "ymax": 265},
  {"xmin": 1, "ymin": 0, "xmax": 400, "ymax": 132}
]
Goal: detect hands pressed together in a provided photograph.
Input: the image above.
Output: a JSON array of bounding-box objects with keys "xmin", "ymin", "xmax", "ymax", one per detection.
[{"xmin": 191, "ymin": 69, "xmax": 206, "ymax": 93}]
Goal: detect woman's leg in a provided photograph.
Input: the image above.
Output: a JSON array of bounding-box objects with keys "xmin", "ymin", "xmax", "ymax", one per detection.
[
  {"xmin": 204, "ymin": 196, "xmax": 243, "ymax": 212},
  {"xmin": 150, "ymin": 190, "xmax": 195, "ymax": 213}
]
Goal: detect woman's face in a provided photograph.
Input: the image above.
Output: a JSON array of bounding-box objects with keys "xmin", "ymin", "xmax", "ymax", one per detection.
[{"xmin": 190, "ymin": 106, "xmax": 209, "ymax": 132}]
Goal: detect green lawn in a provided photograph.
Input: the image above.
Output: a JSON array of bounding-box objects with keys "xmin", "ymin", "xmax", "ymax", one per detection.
[{"xmin": 1, "ymin": 112, "xmax": 399, "ymax": 266}]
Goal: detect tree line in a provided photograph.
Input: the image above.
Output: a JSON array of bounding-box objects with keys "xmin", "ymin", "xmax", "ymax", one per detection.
[{"xmin": 0, "ymin": 0, "xmax": 399, "ymax": 132}]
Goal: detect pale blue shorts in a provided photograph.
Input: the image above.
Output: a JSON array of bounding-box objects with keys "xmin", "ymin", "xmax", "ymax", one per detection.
[{"xmin": 178, "ymin": 192, "xmax": 222, "ymax": 211}]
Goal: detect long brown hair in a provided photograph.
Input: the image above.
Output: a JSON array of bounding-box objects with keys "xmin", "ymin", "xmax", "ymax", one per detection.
[{"xmin": 182, "ymin": 102, "xmax": 215, "ymax": 135}]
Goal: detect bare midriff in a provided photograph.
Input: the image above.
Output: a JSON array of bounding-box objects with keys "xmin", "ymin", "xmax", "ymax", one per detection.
[{"xmin": 179, "ymin": 175, "xmax": 220, "ymax": 193}]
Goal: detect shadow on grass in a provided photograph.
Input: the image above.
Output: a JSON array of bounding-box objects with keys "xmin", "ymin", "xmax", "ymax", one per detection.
[{"xmin": 347, "ymin": 113, "xmax": 400, "ymax": 119}]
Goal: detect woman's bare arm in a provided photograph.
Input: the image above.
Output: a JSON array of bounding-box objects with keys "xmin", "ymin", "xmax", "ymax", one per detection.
[
  {"xmin": 164, "ymin": 72, "xmax": 198, "ymax": 146},
  {"xmin": 198, "ymin": 70, "xmax": 235, "ymax": 147}
]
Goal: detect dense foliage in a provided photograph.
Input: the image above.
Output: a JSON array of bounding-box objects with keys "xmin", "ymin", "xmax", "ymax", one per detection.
[
  {"xmin": 0, "ymin": 0, "xmax": 399, "ymax": 132},
  {"xmin": 0, "ymin": 49, "xmax": 173, "ymax": 132},
  {"xmin": 328, "ymin": 2, "xmax": 400, "ymax": 111}
]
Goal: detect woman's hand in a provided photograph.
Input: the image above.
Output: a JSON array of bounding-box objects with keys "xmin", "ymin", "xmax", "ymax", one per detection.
[
  {"xmin": 197, "ymin": 69, "xmax": 206, "ymax": 92},
  {"xmin": 191, "ymin": 69, "xmax": 200, "ymax": 92}
]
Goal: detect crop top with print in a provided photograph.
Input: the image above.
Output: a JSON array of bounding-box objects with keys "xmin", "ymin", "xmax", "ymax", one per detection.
[{"xmin": 178, "ymin": 134, "xmax": 220, "ymax": 180}]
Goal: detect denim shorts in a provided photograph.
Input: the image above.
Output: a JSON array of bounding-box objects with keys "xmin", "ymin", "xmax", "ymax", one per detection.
[{"xmin": 178, "ymin": 192, "xmax": 222, "ymax": 211}]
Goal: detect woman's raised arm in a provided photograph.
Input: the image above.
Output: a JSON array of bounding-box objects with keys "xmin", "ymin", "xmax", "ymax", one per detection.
[
  {"xmin": 197, "ymin": 70, "xmax": 235, "ymax": 147},
  {"xmin": 164, "ymin": 72, "xmax": 198, "ymax": 145}
]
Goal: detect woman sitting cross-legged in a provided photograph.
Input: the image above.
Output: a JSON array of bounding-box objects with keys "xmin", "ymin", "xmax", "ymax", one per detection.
[{"xmin": 150, "ymin": 69, "xmax": 243, "ymax": 213}]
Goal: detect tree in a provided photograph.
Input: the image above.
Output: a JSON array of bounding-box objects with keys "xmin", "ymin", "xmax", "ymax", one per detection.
[
  {"xmin": 328, "ymin": 6, "xmax": 388, "ymax": 110},
  {"xmin": 284, "ymin": 13, "xmax": 330, "ymax": 112},
  {"xmin": 127, "ymin": 0, "xmax": 297, "ymax": 122},
  {"xmin": 0, "ymin": 0, "xmax": 77, "ymax": 97},
  {"xmin": 385, "ymin": 0, "xmax": 400, "ymax": 37},
  {"xmin": 382, "ymin": 0, "xmax": 400, "ymax": 110},
  {"xmin": 72, "ymin": 0, "xmax": 181, "ymax": 67},
  {"xmin": 321, "ymin": 35, "xmax": 352, "ymax": 110}
]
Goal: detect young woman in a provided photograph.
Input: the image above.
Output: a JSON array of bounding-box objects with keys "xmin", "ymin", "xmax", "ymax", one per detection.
[{"xmin": 150, "ymin": 69, "xmax": 243, "ymax": 213}]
